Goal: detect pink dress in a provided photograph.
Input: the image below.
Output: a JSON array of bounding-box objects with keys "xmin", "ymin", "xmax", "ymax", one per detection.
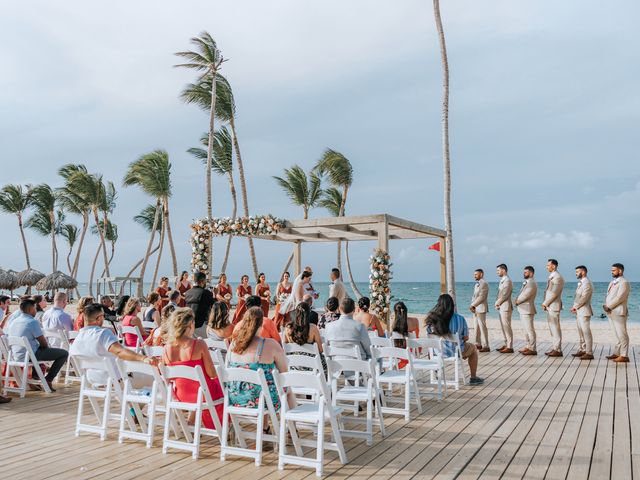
[{"xmin": 122, "ymin": 315, "xmax": 148, "ymax": 347}]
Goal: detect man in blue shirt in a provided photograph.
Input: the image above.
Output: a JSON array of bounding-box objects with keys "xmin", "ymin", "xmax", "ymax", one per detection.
[
  {"xmin": 325, "ymin": 297, "xmax": 372, "ymax": 359},
  {"xmin": 6, "ymin": 298, "xmax": 69, "ymax": 392}
]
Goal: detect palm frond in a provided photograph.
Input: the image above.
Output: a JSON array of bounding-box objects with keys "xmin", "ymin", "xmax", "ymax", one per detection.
[
  {"xmin": 319, "ymin": 187, "xmax": 343, "ymax": 217},
  {"xmin": 314, "ymin": 148, "xmax": 353, "ymax": 188},
  {"xmin": 133, "ymin": 204, "xmax": 163, "ymax": 232}
]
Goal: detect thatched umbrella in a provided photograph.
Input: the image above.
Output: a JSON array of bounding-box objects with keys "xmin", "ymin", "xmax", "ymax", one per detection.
[
  {"xmin": 0, "ymin": 268, "xmax": 18, "ymax": 290},
  {"xmin": 35, "ymin": 271, "xmax": 78, "ymax": 291},
  {"xmin": 16, "ymin": 268, "xmax": 46, "ymax": 288}
]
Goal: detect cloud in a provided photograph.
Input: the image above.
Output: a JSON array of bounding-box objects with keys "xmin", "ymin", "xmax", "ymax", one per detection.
[{"xmin": 467, "ymin": 231, "xmax": 596, "ymax": 251}]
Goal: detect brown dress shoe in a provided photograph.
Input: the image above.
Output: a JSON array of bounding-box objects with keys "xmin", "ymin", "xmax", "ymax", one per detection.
[
  {"xmin": 614, "ymin": 356, "xmax": 630, "ymax": 363},
  {"xmin": 479, "ymin": 347, "xmax": 491, "ymax": 353},
  {"xmin": 519, "ymin": 348, "xmax": 529, "ymax": 354},
  {"xmin": 580, "ymin": 354, "xmax": 594, "ymax": 360},
  {"xmin": 475, "ymin": 344, "xmax": 482, "ymax": 349},
  {"xmin": 572, "ymin": 351, "xmax": 586, "ymax": 357},
  {"xmin": 522, "ymin": 350, "xmax": 538, "ymax": 355},
  {"xmin": 497, "ymin": 345, "xmax": 507, "ymax": 352},
  {"xmin": 546, "ymin": 350, "xmax": 563, "ymax": 357},
  {"xmin": 606, "ymin": 354, "xmax": 619, "ymax": 360},
  {"xmin": 500, "ymin": 348, "xmax": 514, "ymax": 354}
]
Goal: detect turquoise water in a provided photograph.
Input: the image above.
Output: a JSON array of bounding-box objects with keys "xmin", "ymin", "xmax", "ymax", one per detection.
[{"xmin": 64, "ymin": 281, "xmax": 638, "ymax": 322}]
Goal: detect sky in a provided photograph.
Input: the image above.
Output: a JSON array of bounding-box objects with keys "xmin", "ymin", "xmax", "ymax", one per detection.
[{"xmin": 0, "ymin": 0, "xmax": 638, "ymax": 284}]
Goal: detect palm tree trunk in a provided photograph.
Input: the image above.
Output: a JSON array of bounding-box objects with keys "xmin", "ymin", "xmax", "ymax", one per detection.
[
  {"xmin": 100, "ymin": 241, "xmax": 116, "ymax": 277},
  {"xmin": 163, "ymin": 197, "xmax": 178, "ymax": 277},
  {"xmin": 100, "ymin": 213, "xmax": 114, "ymax": 294},
  {"xmin": 345, "ymin": 241, "xmax": 364, "ymax": 299},
  {"xmin": 280, "ymin": 251, "xmax": 294, "ymax": 281},
  {"xmin": 220, "ymin": 177, "xmax": 238, "ymax": 274},
  {"xmin": 66, "ymin": 247, "xmax": 73, "ymax": 275},
  {"xmin": 433, "ymin": 0, "xmax": 456, "ymax": 298},
  {"xmin": 120, "ymin": 244, "xmax": 161, "ymax": 296},
  {"xmin": 71, "ymin": 211, "xmax": 89, "ymax": 279},
  {"xmin": 137, "ymin": 199, "xmax": 161, "ymax": 297},
  {"xmin": 88, "ymin": 243, "xmax": 100, "ymax": 297},
  {"xmin": 50, "ymin": 221, "xmax": 56, "ymax": 273},
  {"xmin": 336, "ymin": 186, "xmax": 348, "ymax": 274},
  {"xmin": 230, "ymin": 116, "xmax": 259, "ymax": 281},
  {"xmin": 151, "ymin": 219, "xmax": 166, "ymax": 293},
  {"xmin": 205, "ymin": 67, "xmax": 218, "ymax": 280},
  {"xmin": 17, "ymin": 213, "xmax": 31, "ymax": 269}
]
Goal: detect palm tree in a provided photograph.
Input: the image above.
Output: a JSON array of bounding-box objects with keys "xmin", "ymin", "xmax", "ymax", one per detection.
[
  {"xmin": 175, "ymin": 31, "xmax": 225, "ymax": 279},
  {"xmin": 273, "ymin": 166, "xmax": 322, "ymax": 220},
  {"xmin": 92, "ymin": 220, "xmax": 118, "ymax": 276},
  {"xmin": 123, "ymin": 150, "xmax": 176, "ymax": 296},
  {"xmin": 88, "ymin": 219, "xmax": 115, "ymax": 294},
  {"xmin": 188, "ymin": 126, "xmax": 237, "ymax": 273},
  {"xmin": 27, "ymin": 184, "xmax": 59, "ymax": 272},
  {"xmin": 433, "ymin": 0, "xmax": 456, "ymax": 297},
  {"xmin": 60, "ymin": 223, "xmax": 78, "ymax": 274},
  {"xmin": 0, "ymin": 184, "xmax": 33, "ymax": 269},
  {"xmin": 180, "ymin": 73, "xmax": 260, "ymax": 281}
]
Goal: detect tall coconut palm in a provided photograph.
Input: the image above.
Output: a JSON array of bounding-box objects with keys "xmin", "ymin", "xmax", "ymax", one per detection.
[
  {"xmin": 175, "ymin": 31, "xmax": 225, "ymax": 279},
  {"xmin": 60, "ymin": 223, "xmax": 78, "ymax": 274},
  {"xmin": 319, "ymin": 187, "xmax": 363, "ymax": 299},
  {"xmin": 88, "ymin": 219, "xmax": 116, "ymax": 294},
  {"xmin": 123, "ymin": 150, "xmax": 176, "ymax": 295},
  {"xmin": 273, "ymin": 166, "xmax": 323, "ymax": 220},
  {"xmin": 0, "ymin": 185, "xmax": 33, "ymax": 269},
  {"xmin": 188, "ymin": 127, "xmax": 236, "ymax": 273},
  {"xmin": 92, "ymin": 220, "xmax": 118, "ymax": 276},
  {"xmin": 433, "ymin": 0, "xmax": 455, "ymax": 297},
  {"xmin": 180, "ymin": 73, "xmax": 259, "ymax": 281},
  {"xmin": 27, "ymin": 184, "xmax": 59, "ymax": 272}
]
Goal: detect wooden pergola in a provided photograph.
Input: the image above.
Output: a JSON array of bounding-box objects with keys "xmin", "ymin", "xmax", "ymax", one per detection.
[{"xmin": 252, "ymin": 214, "xmax": 448, "ymax": 293}]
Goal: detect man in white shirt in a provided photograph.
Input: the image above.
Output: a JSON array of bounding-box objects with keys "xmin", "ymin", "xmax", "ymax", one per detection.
[
  {"xmin": 571, "ymin": 265, "xmax": 593, "ymax": 360},
  {"xmin": 0, "ymin": 295, "xmax": 10, "ymax": 325},
  {"xmin": 515, "ymin": 266, "xmax": 538, "ymax": 355},
  {"xmin": 42, "ymin": 292, "xmax": 74, "ymax": 346},
  {"xmin": 494, "ymin": 264, "xmax": 514, "ymax": 353},
  {"xmin": 604, "ymin": 263, "xmax": 631, "ymax": 363},
  {"xmin": 328, "ymin": 268, "xmax": 347, "ymax": 303},
  {"xmin": 542, "ymin": 259, "xmax": 565, "ymax": 357},
  {"xmin": 470, "ymin": 269, "xmax": 490, "ymax": 352},
  {"xmin": 70, "ymin": 303, "xmax": 158, "ymax": 385}
]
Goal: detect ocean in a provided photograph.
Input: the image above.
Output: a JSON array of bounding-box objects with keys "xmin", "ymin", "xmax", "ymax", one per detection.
[{"xmin": 64, "ymin": 280, "xmax": 639, "ymax": 322}]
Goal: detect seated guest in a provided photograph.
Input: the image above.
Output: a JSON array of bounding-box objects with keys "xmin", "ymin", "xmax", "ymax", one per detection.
[
  {"xmin": 392, "ymin": 302, "xmax": 420, "ymax": 340},
  {"xmin": 144, "ymin": 292, "xmax": 162, "ymax": 327},
  {"xmin": 425, "ymin": 294, "xmax": 484, "ymax": 385},
  {"xmin": 207, "ymin": 302, "xmax": 233, "ymax": 341},
  {"xmin": 42, "ymin": 292, "xmax": 74, "ymax": 346},
  {"xmin": 318, "ymin": 296, "xmax": 340, "ymax": 329},
  {"xmin": 284, "ymin": 304, "xmax": 324, "ymax": 354},
  {"xmin": 301, "ymin": 295, "xmax": 319, "ymax": 325},
  {"xmin": 353, "ymin": 297, "xmax": 385, "ymax": 337},
  {"xmin": 33, "ymin": 295, "xmax": 47, "ymax": 322},
  {"xmin": 163, "ymin": 308, "xmax": 224, "ymax": 427},
  {"xmin": 168, "ymin": 289, "xmax": 181, "ymax": 309},
  {"xmin": 144, "ymin": 304, "xmax": 176, "ymax": 347},
  {"xmin": 325, "ymin": 297, "xmax": 372, "ymax": 359},
  {"xmin": 115, "ymin": 295, "xmax": 130, "ymax": 319},
  {"xmin": 227, "ymin": 307, "xmax": 293, "ymax": 428},
  {"xmin": 6, "ymin": 298, "xmax": 69, "ymax": 392},
  {"xmin": 121, "ymin": 297, "xmax": 148, "ymax": 347},
  {"xmin": 100, "ymin": 296, "xmax": 117, "ymax": 318},
  {"xmin": 70, "ymin": 303, "xmax": 158, "ymax": 385},
  {"xmin": 233, "ymin": 295, "xmax": 281, "ymax": 343},
  {"xmin": 0, "ymin": 295, "xmax": 10, "ymax": 326},
  {"xmin": 3, "ymin": 295, "xmax": 30, "ymax": 327},
  {"xmin": 74, "ymin": 296, "xmax": 95, "ymax": 330}
]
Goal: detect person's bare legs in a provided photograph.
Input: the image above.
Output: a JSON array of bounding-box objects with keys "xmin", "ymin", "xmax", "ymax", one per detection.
[{"xmin": 467, "ymin": 350, "xmax": 478, "ymax": 378}]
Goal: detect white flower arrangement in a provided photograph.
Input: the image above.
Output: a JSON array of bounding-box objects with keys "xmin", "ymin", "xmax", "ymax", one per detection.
[
  {"xmin": 278, "ymin": 292, "xmax": 290, "ymax": 304},
  {"xmin": 369, "ymin": 248, "xmax": 392, "ymax": 316}
]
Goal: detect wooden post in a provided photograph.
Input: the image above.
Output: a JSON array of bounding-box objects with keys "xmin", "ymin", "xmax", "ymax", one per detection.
[
  {"xmin": 377, "ymin": 216, "xmax": 391, "ymax": 332},
  {"xmin": 293, "ymin": 241, "xmax": 302, "ymax": 277},
  {"xmin": 439, "ymin": 237, "xmax": 447, "ymax": 294}
]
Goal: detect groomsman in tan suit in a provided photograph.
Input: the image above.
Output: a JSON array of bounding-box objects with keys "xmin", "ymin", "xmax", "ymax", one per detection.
[
  {"xmin": 570, "ymin": 265, "xmax": 594, "ymax": 360},
  {"xmin": 494, "ymin": 264, "xmax": 514, "ymax": 353},
  {"xmin": 542, "ymin": 258, "xmax": 565, "ymax": 357},
  {"xmin": 515, "ymin": 265, "xmax": 538, "ymax": 355},
  {"xmin": 470, "ymin": 269, "xmax": 490, "ymax": 352},
  {"xmin": 604, "ymin": 263, "xmax": 631, "ymax": 363}
]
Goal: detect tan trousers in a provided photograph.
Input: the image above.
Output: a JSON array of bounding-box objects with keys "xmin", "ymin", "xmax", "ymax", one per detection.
[
  {"xmin": 576, "ymin": 313, "xmax": 592, "ymax": 355},
  {"xmin": 474, "ymin": 312, "xmax": 489, "ymax": 348},
  {"xmin": 609, "ymin": 314, "xmax": 629, "ymax": 357},
  {"xmin": 546, "ymin": 310, "xmax": 562, "ymax": 351},
  {"xmin": 520, "ymin": 313, "xmax": 536, "ymax": 351},
  {"xmin": 498, "ymin": 310, "xmax": 513, "ymax": 349}
]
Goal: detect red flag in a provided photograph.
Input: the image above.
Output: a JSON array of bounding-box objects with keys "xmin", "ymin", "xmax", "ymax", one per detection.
[{"xmin": 428, "ymin": 241, "xmax": 441, "ymax": 252}]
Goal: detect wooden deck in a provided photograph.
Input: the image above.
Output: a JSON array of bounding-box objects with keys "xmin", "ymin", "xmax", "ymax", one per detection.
[{"xmin": 1, "ymin": 340, "xmax": 638, "ymax": 479}]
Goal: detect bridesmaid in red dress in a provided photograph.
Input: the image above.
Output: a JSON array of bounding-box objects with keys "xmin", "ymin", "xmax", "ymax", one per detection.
[
  {"xmin": 232, "ymin": 275, "xmax": 252, "ymax": 325},
  {"xmin": 155, "ymin": 277, "xmax": 171, "ymax": 311},
  {"xmin": 176, "ymin": 271, "xmax": 192, "ymax": 308},
  {"xmin": 163, "ymin": 308, "xmax": 224, "ymax": 428},
  {"xmin": 274, "ymin": 271, "xmax": 292, "ymax": 329},
  {"xmin": 255, "ymin": 273, "xmax": 271, "ymax": 318},
  {"xmin": 215, "ymin": 273, "xmax": 233, "ymax": 308}
]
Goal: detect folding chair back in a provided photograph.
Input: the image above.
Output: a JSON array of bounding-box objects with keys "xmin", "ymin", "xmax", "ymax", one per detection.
[
  {"xmin": 369, "ymin": 336, "xmax": 392, "ymax": 348},
  {"xmin": 141, "ymin": 320, "xmax": 156, "ymax": 331},
  {"xmin": 121, "ymin": 325, "xmax": 144, "ymax": 353},
  {"xmin": 3, "ymin": 335, "xmax": 52, "ymax": 397},
  {"xmin": 204, "ymin": 338, "xmax": 227, "ymax": 352},
  {"xmin": 407, "ymin": 337, "xmax": 445, "ymax": 400},
  {"xmin": 324, "ymin": 344, "xmax": 360, "ymax": 360},
  {"xmin": 283, "ymin": 342, "xmax": 318, "ymax": 356},
  {"xmin": 144, "ymin": 345, "xmax": 164, "ymax": 357}
]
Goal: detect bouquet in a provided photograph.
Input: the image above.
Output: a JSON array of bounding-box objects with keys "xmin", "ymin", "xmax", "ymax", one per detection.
[
  {"xmin": 263, "ymin": 290, "xmax": 271, "ymax": 298},
  {"xmin": 224, "ymin": 293, "xmax": 231, "ymax": 301},
  {"xmin": 278, "ymin": 293, "xmax": 290, "ymax": 304}
]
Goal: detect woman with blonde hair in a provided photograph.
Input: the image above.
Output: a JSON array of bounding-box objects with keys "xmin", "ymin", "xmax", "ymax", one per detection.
[
  {"xmin": 163, "ymin": 307, "xmax": 224, "ymax": 427},
  {"xmin": 74, "ymin": 296, "xmax": 95, "ymax": 330},
  {"xmin": 121, "ymin": 297, "xmax": 148, "ymax": 347},
  {"xmin": 144, "ymin": 303, "xmax": 176, "ymax": 347},
  {"xmin": 207, "ymin": 301, "xmax": 233, "ymax": 341}
]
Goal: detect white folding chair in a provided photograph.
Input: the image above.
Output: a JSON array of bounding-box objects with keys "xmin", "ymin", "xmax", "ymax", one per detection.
[
  {"xmin": 73, "ymin": 354, "xmax": 137, "ymax": 440},
  {"xmin": 121, "ymin": 325, "xmax": 144, "ymax": 353},
  {"xmin": 217, "ymin": 364, "xmax": 280, "ymax": 466},
  {"xmin": 284, "ymin": 344, "xmax": 325, "ymax": 403},
  {"xmin": 2, "ymin": 336, "xmax": 52, "ymax": 397},
  {"xmin": 324, "ymin": 344, "xmax": 361, "ymax": 360},
  {"xmin": 0, "ymin": 335, "xmax": 21, "ymax": 396},
  {"xmin": 407, "ymin": 337, "xmax": 444, "ymax": 401},
  {"xmin": 141, "ymin": 320, "xmax": 156, "ymax": 331},
  {"xmin": 371, "ymin": 346, "xmax": 422, "ymax": 421},
  {"xmin": 327, "ymin": 358, "xmax": 386, "ymax": 446},
  {"xmin": 204, "ymin": 338, "xmax": 228, "ymax": 364},
  {"xmin": 63, "ymin": 330, "xmax": 81, "ymax": 384},
  {"xmin": 369, "ymin": 336, "xmax": 392, "ymax": 348},
  {"xmin": 275, "ymin": 371, "xmax": 348, "ymax": 476},
  {"xmin": 161, "ymin": 364, "xmax": 223, "ymax": 459},
  {"xmin": 43, "ymin": 328, "xmax": 77, "ymax": 384},
  {"xmin": 438, "ymin": 335, "xmax": 467, "ymax": 390},
  {"xmin": 144, "ymin": 345, "xmax": 164, "ymax": 357}
]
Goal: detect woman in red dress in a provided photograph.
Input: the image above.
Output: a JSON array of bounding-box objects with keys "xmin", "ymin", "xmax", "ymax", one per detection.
[
  {"xmin": 274, "ymin": 271, "xmax": 292, "ymax": 330},
  {"xmin": 163, "ymin": 308, "xmax": 224, "ymax": 429},
  {"xmin": 176, "ymin": 271, "xmax": 192, "ymax": 307},
  {"xmin": 232, "ymin": 275, "xmax": 252, "ymax": 325},
  {"xmin": 215, "ymin": 273, "xmax": 233, "ymax": 308},
  {"xmin": 255, "ymin": 273, "xmax": 271, "ymax": 318},
  {"xmin": 155, "ymin": 277, "xmax": 171, "ymax": 311}
]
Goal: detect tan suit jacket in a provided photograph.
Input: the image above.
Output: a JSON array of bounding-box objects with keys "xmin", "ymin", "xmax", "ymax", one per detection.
[
  {"xmin": 496, "ymin": 276, "xmax": 513, "ymax": 312},
  {"xmin": 543, "ymin": 271, "xmax": 564, "ymax": 312},
  {"xmin": 573, "ymin": 277, "xmax": 593, "ymax": 316},
  {"xmin": 470, "ymin": 278, "xmax": 489, "ymax": 313},
  {"xmin": 606, "ymin": 277, "xmax": 630, "ymax": 316},
  {"xmin": 516, "ymin": 278, "xmax": 537, "ymax": 315}
]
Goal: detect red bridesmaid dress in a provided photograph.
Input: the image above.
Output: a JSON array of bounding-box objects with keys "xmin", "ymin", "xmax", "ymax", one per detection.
[{"xmin": 232, "ymin": 284, "xmax": 252, "ymax": 325}]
